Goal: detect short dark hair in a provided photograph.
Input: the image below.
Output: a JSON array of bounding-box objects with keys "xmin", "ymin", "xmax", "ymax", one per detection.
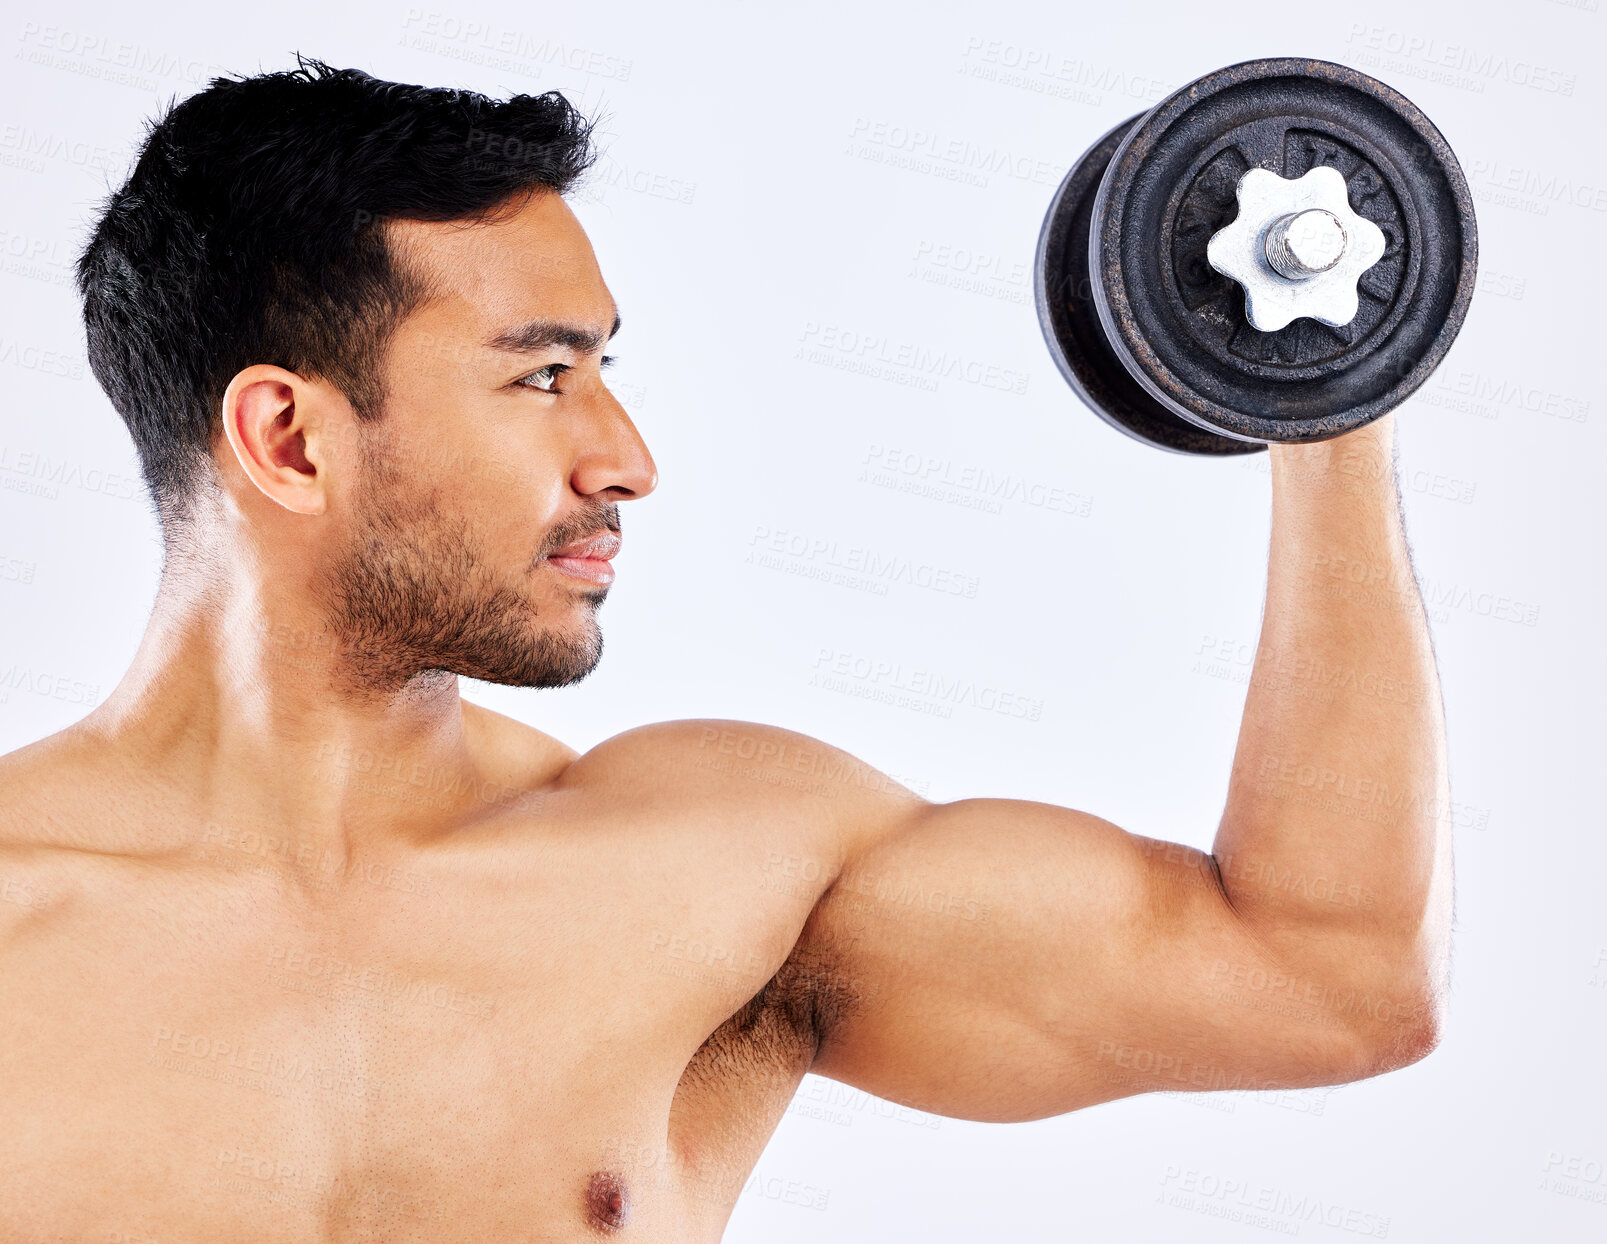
[{"xmin": 77, "ymin": 55, "xmax": 597, "ymax": 534}]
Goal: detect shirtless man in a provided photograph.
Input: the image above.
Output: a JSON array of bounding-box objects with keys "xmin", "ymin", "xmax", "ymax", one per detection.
[{"xmin": 0, "ymin": 60, "xmax": 1451, "ymax": 1241}]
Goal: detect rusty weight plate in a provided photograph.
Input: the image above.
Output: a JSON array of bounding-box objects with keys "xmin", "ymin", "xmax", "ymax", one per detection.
[
  {"xmin": 1038, "ymin": 57, "xmax": 1478, "ymax": 451},
  {"xmin": 1035, "ymin": 115, "xmax": 1261, "ymax": 455}
]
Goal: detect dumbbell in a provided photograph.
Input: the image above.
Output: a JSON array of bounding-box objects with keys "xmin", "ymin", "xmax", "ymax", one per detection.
[{"xmin": 1033, "ymin": 58, "xmax": 1477, "ymax": 455}]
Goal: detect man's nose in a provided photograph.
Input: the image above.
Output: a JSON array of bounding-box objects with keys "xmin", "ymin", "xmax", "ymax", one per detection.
[{"xmin": 572, "ymin": 387, "xmax": 658, "ymax": 500}]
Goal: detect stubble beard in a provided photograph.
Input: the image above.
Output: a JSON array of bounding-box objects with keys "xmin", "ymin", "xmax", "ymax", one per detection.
[{"xmin": 317, "ymin": 430, "xmax": 612, "ymax": 698}]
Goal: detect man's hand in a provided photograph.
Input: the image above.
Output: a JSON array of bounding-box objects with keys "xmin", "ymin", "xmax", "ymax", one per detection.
[{"xmin": 788, "ymin": 414, "xmax": 1451, "ymax": 1122}]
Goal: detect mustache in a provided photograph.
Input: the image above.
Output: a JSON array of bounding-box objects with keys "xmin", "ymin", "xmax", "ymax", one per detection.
[{"xmin": 539, "ymin": 500, "xmax": 620, "ymax": 557}]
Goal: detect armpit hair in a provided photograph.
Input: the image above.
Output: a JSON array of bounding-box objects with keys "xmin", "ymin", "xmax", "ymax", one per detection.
[{"xmin": 685, "ymin": 937, "xmax": 867, "ymax": 1086}]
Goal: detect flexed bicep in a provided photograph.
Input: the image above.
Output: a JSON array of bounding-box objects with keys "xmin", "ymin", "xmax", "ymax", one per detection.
[{"xmin": 801, "ymin": 798, "xmax": 1405, "ymax": 1123}]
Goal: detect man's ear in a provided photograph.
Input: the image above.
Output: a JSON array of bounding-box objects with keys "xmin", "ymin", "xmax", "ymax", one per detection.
[{"xmin": 219, "ymin": 365, "xmax": 346, "ymax": 516}]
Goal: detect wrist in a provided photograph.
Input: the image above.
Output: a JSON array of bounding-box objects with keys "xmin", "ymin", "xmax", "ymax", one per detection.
[{"xmin": 1267, "ymin": 413, "xmax": 1398, "ymax": 498}]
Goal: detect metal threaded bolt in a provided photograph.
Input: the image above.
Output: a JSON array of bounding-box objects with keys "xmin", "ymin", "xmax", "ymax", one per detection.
[{"xmin": 1263, "ymin": 209, "xmax": 1348, "ymax": 279}]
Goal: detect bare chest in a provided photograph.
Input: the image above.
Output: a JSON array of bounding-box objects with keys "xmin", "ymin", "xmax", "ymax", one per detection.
[{"xmin": 0, "ymin": 848, "xmax": 823, "ymax": 1242}]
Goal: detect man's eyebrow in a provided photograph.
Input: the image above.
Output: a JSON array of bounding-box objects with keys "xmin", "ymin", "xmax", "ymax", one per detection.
[{"xmin": 485, "ymin": 311, "xmax": 622, "ymax": 355}]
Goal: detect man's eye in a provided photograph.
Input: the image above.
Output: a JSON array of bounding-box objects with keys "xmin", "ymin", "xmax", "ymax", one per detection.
[{"xmin": 517, "ymin": 364, "xmax": 569, "ymax": 393}]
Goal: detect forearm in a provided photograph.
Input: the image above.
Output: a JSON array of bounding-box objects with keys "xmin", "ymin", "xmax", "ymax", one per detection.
[{"xmin": 1212, "ymin": 416, "xmax": 1452, "ymax": 1033}]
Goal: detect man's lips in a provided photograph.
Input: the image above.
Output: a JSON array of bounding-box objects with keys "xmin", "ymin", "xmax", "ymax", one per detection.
[
  {"xmin": 549, "ymin": 532, "xmax": 621, "ymax": 560},
  {"xmin": 545, "ymin": 531, "xmax": 620, "ymax": 585}
]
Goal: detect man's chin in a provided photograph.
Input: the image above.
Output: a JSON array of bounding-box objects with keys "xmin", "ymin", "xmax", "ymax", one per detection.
[{"xmin": 463, "ymin": 618, "xmax": 604, "ymax": 689}]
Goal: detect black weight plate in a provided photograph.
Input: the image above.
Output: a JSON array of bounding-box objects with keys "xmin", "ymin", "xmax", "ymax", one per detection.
[
  {"xmin": 1035, "ymin": 116, "xmax": 1261, "ymax": 456},
  {"xmin": 1090, "ymin": 58, "xmax": 1478, "ymax": 443}
]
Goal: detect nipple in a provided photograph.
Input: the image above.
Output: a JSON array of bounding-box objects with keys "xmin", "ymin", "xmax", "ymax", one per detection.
[{"xmin": 585, "ymin": 1170, "xmax": 631, "ymax": 1233}]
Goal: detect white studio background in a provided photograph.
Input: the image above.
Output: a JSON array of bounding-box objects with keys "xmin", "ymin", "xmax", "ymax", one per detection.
[{"xmin": 1, "ymin": 0, "xmax": 1602, "ymax": 1239}]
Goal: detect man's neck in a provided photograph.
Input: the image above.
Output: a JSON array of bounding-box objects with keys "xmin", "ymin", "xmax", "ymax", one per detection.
[{"xmin": 77, "ymin": 567, "xmax": 496, "ymax": 865}]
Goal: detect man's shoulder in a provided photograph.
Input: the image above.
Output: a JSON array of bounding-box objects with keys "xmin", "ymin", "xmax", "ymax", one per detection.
[
  {"xmin": 559, "ymin": 717, "xmax": 928, "ymax": 815},
  {"xmin": 545, "ymin": 718, "xmax": 932, "ymax": 907},
  {"xmin": 0, "ymin": 727, "xmax": 115, "ymax": 921},
  {"xmin": 555, "ymin": 720, "xmax": 933, "ymax": 1051},
  {"xmin": 0, "ymin": 725, "xmax": 102, "ymax": 845}
]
